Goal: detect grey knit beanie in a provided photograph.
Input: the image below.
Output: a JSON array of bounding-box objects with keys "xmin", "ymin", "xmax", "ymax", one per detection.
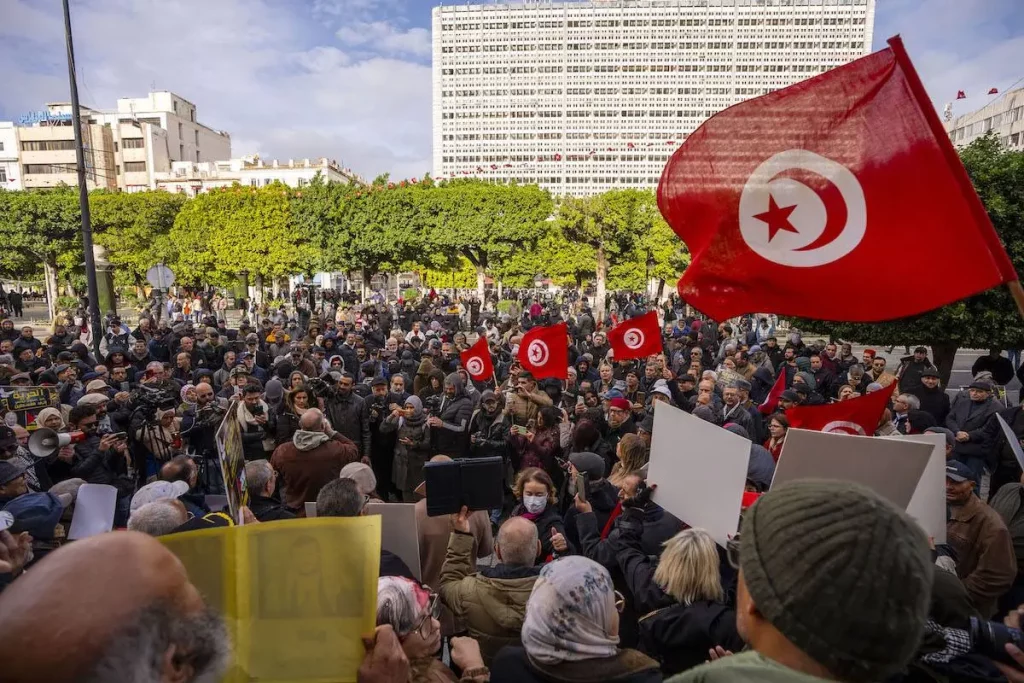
[{"xmin": 740, "ymin": 479, "xmax": 932, "ymax": 682}]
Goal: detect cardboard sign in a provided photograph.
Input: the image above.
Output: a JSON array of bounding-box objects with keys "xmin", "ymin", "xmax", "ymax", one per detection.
[
  {"xmin": 0, "ymin": 386, "xmax": 59, "ymax": 413},
  {"xmin": 882, "ymin": 432, "xmax": 947, "ymax": 543},
  {"xmin": 68, "ymin": 483, "xmax": 117, "ymax": 540},
  {"xmin": 647, "ymin": 401, "xmax": 750, "ymax": 547},
  {"xmin": 365, "ymin": 502, "xmax": 422, "ymax": 582},
  {"xmin": 996, "ymin": 413, "xmax": 1024, "ymax": 471},
  {"xmin": 215, "ymin": 403, "xmax": 250, "ymax": 524},
  {"xmin": 773, "ymin": 429, "xmax": 933, "ymax": 510}
]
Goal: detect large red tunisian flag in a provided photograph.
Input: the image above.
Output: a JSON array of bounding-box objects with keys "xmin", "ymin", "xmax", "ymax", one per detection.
[
  {"xmin": 785, "ymin": 384, "xmax": 896, "ymax": 436},
  {"xmin": 608, "ymin": 311, "xmax": 663, "ymax": 361},
  {"xmin": 517, "ymin": 322, "xmax": 568, "ymax": 380},
  {"xmin": 658, "ymin": 36, "xmax": 1016, "ymax": 322},
  {"xmin": 460, "ymin": 337, "xmax": 494, "ymax": 383}
]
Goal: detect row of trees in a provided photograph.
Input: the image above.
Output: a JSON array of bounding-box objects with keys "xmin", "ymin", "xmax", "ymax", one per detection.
[{"xmin": 0, "ymin": 177, "xmax": 688, "ymax": 313}]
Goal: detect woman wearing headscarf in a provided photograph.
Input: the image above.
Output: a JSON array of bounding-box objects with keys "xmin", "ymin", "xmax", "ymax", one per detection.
[
  {"xmin": 178, "ymin": 384, "xmax": 197, "ymax": 416},
  {"xmin": 509, "ymin": 406, "xmax": 562, "ymax": 479},
  {"xmin": 491, "ymin": 556, "xmax": 661, "ymax": 683},
  {"xmin": 612, "ymin": 528, "xmax": 743, "ymax": 677},
  {"xmin": 381, "ymin": 396, "xmax": 432, "ymax": 502},
  {"xmin": 376, "ymin": 576, "xmax": 490, "ymax": 682}
]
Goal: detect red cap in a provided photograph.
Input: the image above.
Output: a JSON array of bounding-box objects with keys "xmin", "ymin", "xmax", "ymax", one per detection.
[
  {"xmin": 863, "ymin": 349, "xmax": 876, "ymax": 357},
  {"xmin": 608, "ymin": 397, "xmax": 631, "ymax": 412}
]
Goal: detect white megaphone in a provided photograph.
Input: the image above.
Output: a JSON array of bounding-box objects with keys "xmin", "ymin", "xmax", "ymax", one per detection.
[{"xmin": 28, "ymin": 428, "xmax": 86, "ymax": 460}]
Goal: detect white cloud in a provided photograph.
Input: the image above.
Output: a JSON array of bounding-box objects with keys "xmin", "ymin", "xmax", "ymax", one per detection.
[
  {"xmin": 336, "ymin": 21, "xmax": 432, "ymax": 58},
  {"xmin": 0, "ymin": 0, "xmax": 432, "ymax": 180}
]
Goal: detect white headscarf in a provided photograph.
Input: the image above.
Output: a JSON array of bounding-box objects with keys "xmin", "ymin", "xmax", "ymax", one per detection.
[{"xmin": 520, "ymin": 556, "xmax": 619, "ymax": 664}]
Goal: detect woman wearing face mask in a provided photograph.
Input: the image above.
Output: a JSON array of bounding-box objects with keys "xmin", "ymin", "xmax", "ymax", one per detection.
[
  {"xmin": 376, "ymin": 576, "xmax": 489, "ymax": 683},
  {"xmin": 381, "ymin": 396, "xmax": 431, "ymax": 502},
  {"xmin": 511, "ymin": 467, "xmax": 573, "ymax": 563}
]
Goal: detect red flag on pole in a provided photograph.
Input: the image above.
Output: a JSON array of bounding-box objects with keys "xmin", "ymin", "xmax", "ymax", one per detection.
[
  {"xmin": 988, "ymin": 88, "xmax": 1000, "ymax": 95},
  {"xmin": 517, "ymin": 323, "xmax": 568, "ymax": 380},
  {"xmin": 460, "ymin": 337, "xmax": 494, "ymax": 383},
  {"xmin": 607, "ymin": 311, "xmax": 662, "ymax": 361},
  {"xmin": 785, "ymin": 384, "xmax": 896, "ymax": 436},
  {"xmin": 658, "ymin": 37, "xmax": 1017, "ymax": 322},
  {"xmin": 758, "ymin": 370, "xmax": 788, "ymax": 415},
  {"xmin": 957, "ymin": 90, "xmax": 967, "ymax": 99}
]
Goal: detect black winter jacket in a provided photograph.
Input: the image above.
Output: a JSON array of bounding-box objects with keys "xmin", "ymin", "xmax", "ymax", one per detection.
[{"xmin": 326, "ymin": 392, "xmax": 370, "ymax": 458}]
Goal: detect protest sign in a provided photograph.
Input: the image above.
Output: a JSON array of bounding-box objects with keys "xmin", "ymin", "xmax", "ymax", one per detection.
[
  {"xmin": 67, "ymin": 483, "xmax": 116, "ymax": 540},
  {"xmin": 996, "ymin": 413, "xmax": 1024, "ymax": 471},
  {"xmin": 162, "ymin": 516, "xmax": 381, "ymax": 683},
  {"xmin": 773, "ymin": 429, "xmax": 932, "ymax": 509},
  {"xmin": 365, "ymin": 502, "xmax": 421, "ymax": 581},
  {"xmin": 215, "ymin": 403, "xmax": 249, "ymax": 524},
  {"xmin": 882, "ymin": 432, "xmax": 947, "ymax": 544},
  {"xmin": 647, "ymin": 401, "xmax": 750, "ymax": 547},
  {"xmin": 0, "ymin": 386, "xmax": 60, "ymax": 430}
]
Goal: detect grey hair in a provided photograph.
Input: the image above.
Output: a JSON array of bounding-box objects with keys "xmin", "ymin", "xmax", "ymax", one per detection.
[
  {"xmin": 244, "ymin": 459, "xmax": 274, "ymax": 495},
  {"xmin": 496, "ymin": 517, "xmax": 540, "ymax": 567},
  {"xmin": 340, "ymin": 462, "xmax": 377, "ymax": 496},
  {"xmin": 316, "ymin": 478, "xmax": 364, "ymax": 518},
  {"xmin": 848, "ymin": 363, "xmax": 865, "ymax": 378},
  {"xmin": 375, "ymin": 576, "xmax": 421, "ymax": 636},
  {"xmin": 81, "ymin": 601, "xmax": 229, "ymax": 683},
  {"xmin": 898, "ymin": 394, "xmax": 921, "ymax": 410},
  {"xmin": 127, "ymin": 501, "xmax": 187, "ymax": 537}
]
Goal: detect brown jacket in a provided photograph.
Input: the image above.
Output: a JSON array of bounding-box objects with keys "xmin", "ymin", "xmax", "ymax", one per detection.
[
  {"xmin": 270, "ymin": 432, "xmax": 359, "ymax": 516},
  {"xmin": 439, "ymin": 531, "xmax": 540, "ymax": 665},
  {"xmin": 947, "ymin": 493, "xmax": 1018, "ymax": 617},
  {"xmin": 505, "ymin": 387, "xmax": 553, "ymax": 427}
]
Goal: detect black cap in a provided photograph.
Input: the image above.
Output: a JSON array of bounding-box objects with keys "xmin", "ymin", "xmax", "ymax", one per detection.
[
  {"xmin": 921, "ymin": 368, "xmax": 939, "ymax": 379},
  {"xmin": 371, "ymin": 376, "xmax": 388, "ymax": 387},
  {"xmin": 780, "ymin": 389, "xmax": 801, "ymax": 402},
  {"xmin": 969, "ymin": 380, "xmax": 994, "ymax": 391},
  {"xmin": 914, "ymin": 346, "xmax": 928, "ymax": 354},
  {"xmin": 0, "ymin": 460, "xmax": 28, "ymax": 485}
]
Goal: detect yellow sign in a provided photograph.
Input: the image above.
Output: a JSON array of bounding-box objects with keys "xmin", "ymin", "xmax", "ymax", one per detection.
[{"xmin": 162, "ymin": 516, "xmax": 382, "ymax": 682}]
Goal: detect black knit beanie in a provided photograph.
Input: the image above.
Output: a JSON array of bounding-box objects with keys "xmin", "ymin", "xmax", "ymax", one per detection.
[{"xmin": 740, "ymin": 479, "xmax": 932, "ymax": 683}]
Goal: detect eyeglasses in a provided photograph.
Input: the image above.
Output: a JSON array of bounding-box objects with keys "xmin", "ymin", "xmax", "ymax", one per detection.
[
  {"xmin": 614, "ymin": 590, "xmax": 625, "ymax": 613},
  {"xmin": 726, "ymin": 534, "xmax": 741, "ymax": 570},
  {"xmin": 409, "ymin": 592, "xmax": 441, "ymax": 639}
]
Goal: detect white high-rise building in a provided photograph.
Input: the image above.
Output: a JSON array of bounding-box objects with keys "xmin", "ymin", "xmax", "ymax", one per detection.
[
  {"xmin": 432, "ymin": 0, "xmax": 875, "ymax": 196},
  {"xmin": 945, "ymin": 87, "xmax": 1024, "ymax": 152}
]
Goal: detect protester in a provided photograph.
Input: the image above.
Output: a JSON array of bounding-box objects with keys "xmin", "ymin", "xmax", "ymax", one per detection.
[
  {"xmin": 510, "ymin": 467, "xmax": 571, "ymax": 563},
  {"xmin": 439, "ymin": 506, "xmax": 541, "ymax": 664},
  {"xmin": 763, "ymin": 413, "xmax": 788, "ymax": 462},
  {"xmin": 381, "ymin": 396, "xmax": 432, "ymax": 502},
  {"xmin": 669, "ymin": 479, "xmax": 932, "ymax": 683},
  {"xmin": 243, "ymin": 459, "xmax": 295, "ymax": 522},
  {"xmin": 491, "ymin": 555, "xmax": 661, "ymax": 683},
  {"xmin": 376, "ymin": 575, "xmax": 490, "ymax": 682},
  {"xmin": 270, "ymin": 408, "xmax": 359, "ymax": 516}
]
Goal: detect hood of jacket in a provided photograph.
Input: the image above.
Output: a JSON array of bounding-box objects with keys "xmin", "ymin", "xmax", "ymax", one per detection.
[
  {"xmin": 473, "ymin": 566, "xmax": 541, "ymax": 630},
  {"xmin": 292, "ymin": 429, "xmax": 331, "ymax": 451},
  {"xmin": 443, "ymin": 372, "xmax": 467, "ymax": 401}
]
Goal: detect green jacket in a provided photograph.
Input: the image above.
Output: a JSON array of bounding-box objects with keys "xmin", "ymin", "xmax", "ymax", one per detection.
[
  {"xmin": 668, "ymin": 651, "xmax": 833, "ymax": 683},
  {"xmin": 438, "ymin": 531, "xmax": 540, "ymax": 665}
]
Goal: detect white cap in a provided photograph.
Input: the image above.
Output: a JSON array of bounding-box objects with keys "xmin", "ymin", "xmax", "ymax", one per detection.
[{"xmin": 130, "ymin": 480, "xmax": 189, "ymax": 511}]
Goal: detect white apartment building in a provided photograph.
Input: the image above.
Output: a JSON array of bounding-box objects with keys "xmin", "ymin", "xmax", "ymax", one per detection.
[
  {"xmin": 3, "ymin": 91, "xmax": 231, "ymax": 192},
  {"xmin": 946, "ymin": 87, "xmax": 1024, "ymax": 152},
  {"xmin": 0, "ymin": 123, "xmax": 23, "ymax": 190},
  {"xmin": 152, "ymin": 156, "xmax": 363, "ymax": 196},
  {"xmin": 432, "ymin": 0, "xmax": 875, "ymax": 196}
]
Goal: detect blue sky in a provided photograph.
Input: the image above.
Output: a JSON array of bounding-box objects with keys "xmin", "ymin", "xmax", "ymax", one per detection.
[{"xmin": 1, "ymin": 0, "xmax": 1022, "ymax": 180}]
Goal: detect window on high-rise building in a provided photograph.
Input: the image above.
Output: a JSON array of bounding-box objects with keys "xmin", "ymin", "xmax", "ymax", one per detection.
[{"xmin": 124, "ymin": 161, "xmax": 146, "ymax": 173}]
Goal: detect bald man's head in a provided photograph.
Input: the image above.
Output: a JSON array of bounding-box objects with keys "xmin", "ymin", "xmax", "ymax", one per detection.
[
  {"xmin": 298, "ymin": 408, "xmax": 325, "ymax": 432},
  {"xmin": 496, "ymin": 516, "xmax": 540, "ymax": 567},
  {"xmin": 0, "ymin": 532, "xmax": 228, "ymax": 683}
]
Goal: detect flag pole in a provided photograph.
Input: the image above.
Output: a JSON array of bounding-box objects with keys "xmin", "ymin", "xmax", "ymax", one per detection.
[{"xmin": 1007, "ymin": 281, "xmax": 1024, "ymax": 321}]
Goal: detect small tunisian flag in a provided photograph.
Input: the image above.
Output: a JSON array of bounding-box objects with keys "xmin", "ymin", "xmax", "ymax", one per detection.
[
  {"xmin": 658, "ymin": 37, "xmax": 1017, "ymax": 322},
  {"xmin": 988, "ymin": 88, "xmax": 1000, "ymax": 95},
  {"xmin": 957, "ymin": 90, "xmax": 967, "ymax": 99},
  {"xmin": 608, "ymin": 311, "xmax": 662, "ymax": 361},
  {"xmin": 786, "ymin": 384, "xmax": 896, "ymax": 436},
  {"xmin": 460, "ymin": 337, "xmax": 494, "ymax": 383},
  {"xmin": 517, "ymin": 322, "xmax": 568, "ymax": 380},
  {"xmin": 758, "ymin": 371, "xmax": 788, "ymax": 416}
]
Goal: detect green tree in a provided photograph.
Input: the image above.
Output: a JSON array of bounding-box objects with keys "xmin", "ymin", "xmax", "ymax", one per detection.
[
  {"xmin": 170, "ymin": 184, "xmax": 315, "ymax": 287},
  {"xmin": 0, "ymin": 187, "xmax": 83, "ymax": 318},
  {"xmin": 90, "ymin": 190, "xmax": 186, "ymax": 289},
  {"xmin": 494, "ymin": 223, "xmax": 596, "ymax": 289},
  {"xmin": 558, "ymin": 189, "xmax": 662, "ymax": 313},
  {"xmin": 422, "ymin": 180, "xmax": 553, "ymax": 300},
  {"xmin": 791, "ymin": 134, "xmax": 1024, "ymax": 384}
]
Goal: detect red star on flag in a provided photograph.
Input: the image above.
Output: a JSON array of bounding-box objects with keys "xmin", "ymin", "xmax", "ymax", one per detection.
[{"xmin": 753, "ymin": 195, "xmax": 799, "ymax": 241}]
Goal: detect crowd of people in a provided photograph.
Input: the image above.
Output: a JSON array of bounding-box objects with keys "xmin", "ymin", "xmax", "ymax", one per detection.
[{"xmin": 3, "ymin": 288, "xmax": 1024, "ymax": 683}]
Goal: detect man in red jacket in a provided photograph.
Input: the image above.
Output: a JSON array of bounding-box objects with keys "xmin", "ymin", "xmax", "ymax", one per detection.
[{"xmin": 270, "ymin": 408, "xmax": 358, "ymax": 517}]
